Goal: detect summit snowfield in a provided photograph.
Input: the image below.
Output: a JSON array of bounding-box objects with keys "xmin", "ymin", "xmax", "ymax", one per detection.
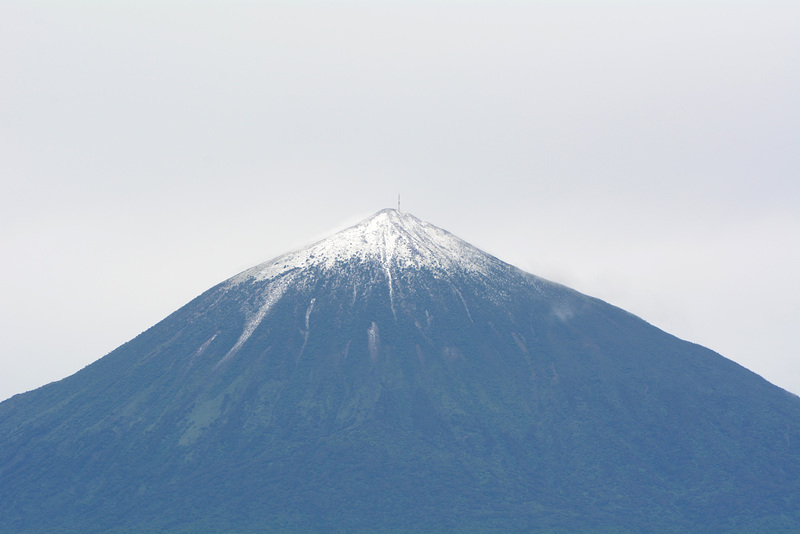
[
  {"xmin": 2, "ymin": 209, "xmax": 800, "ymax": 533},
  {"xmin": 231, "ymin": 208, "xmax": 499, "ymax": 281}
]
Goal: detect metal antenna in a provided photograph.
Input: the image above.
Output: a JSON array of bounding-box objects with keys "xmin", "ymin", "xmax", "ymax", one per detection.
[{"xmin": 397, "ymin": 194, "xmax": 401, "ymax": 212}]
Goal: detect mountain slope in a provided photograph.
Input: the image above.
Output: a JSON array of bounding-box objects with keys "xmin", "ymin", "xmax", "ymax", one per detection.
[{"xmin": 2, "ymin": 209, "xmax": 799, "ymax": 533}]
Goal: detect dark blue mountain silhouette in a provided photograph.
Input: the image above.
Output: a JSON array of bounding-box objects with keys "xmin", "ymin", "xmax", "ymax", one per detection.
[{"xmin": 2, "ymin": 209, "xmax": 799, "ymax": 533}]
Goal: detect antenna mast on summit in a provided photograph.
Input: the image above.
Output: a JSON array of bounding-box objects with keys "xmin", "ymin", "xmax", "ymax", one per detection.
[{"xmin": 397, "ymin": 194, "xmax": 401, "ymax": 212}]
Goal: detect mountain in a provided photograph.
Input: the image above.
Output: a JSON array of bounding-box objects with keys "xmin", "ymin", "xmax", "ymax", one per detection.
[{"xmin": 2, "ymin": 208, "xmax": 800, "ymax": 533}]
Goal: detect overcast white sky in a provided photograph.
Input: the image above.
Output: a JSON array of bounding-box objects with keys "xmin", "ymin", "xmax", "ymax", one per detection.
[{"xmin": 1, "ymin": 1, "xmax": 798, "ymax": 402}]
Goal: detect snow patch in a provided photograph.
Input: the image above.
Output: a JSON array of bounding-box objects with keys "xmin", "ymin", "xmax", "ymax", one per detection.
[
  {"xmin": 295, "ymin": 298, "xmax": 316, "ymax": 364},
  {"xmin": 193, "ymin": 333, "xmax": 218, "ymax": 358},
  {"xmin": 367, "ymin": 322, "xmax": 380, "ymax": 362},
  {"xmin": 218, "ymin": 273, "xmax": 295, "ymax": 366},
  {"xmin": 304, "ymin": 298, "xmax": 316, "ymax": 332},
  {"xmin": 450, "ymin": 283, "xmax": 474, "ymax": 323}
]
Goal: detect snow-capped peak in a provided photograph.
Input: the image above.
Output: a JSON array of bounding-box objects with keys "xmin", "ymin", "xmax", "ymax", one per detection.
[{"xmin": 229, "ymin": 209, "xmax": 500, "ymax": 285}]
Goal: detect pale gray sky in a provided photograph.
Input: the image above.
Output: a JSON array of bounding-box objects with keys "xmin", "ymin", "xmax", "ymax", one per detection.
[{"xmin": 1, "ymin": 1, "xmax": 798, "ymax": 402}]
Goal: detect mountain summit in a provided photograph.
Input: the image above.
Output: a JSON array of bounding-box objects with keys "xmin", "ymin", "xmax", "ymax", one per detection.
[
  {"xmin": 224, "ymin": 208, "xmax": 511, "ymax": 343},
  {"xmin": 2, "ymin": 209, "xmax": 800, "ymax": 533},
  {"xmin": 234, "ymin": 208, "xmax": 496, "ymax": 278}
]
